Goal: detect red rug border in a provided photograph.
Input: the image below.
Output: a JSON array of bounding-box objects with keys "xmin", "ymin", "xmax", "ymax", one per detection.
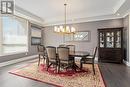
[
  {"xmin": 9, "ymin": 63, "xmax": 62, "ymax": 87},
  {"xmin": 98, "ymin": 65, "xmax": 107, "ymax": 87},
  {"xmin": 9, "ymin": 63, "xmax": 106, "ymax": 87}
]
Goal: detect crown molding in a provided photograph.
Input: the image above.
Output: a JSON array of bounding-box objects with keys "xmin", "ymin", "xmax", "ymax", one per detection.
[
  {"xmin": 14, "ymin": 5, "xmax": 44, "ymax": 26},
  {"xmin": 13, "ymin": 0, "xmax": 128, "ymax": 27},
  {"xmin": 113, "ymin": 0, "xmax": 126, "ymax": 13},
  {"xmin": 123, "ymin": 9, "xmax": 130, "ymax": 17},
  {"xmin": 44, "ymin": 14, "xmax": 122, "ymax": 26}
]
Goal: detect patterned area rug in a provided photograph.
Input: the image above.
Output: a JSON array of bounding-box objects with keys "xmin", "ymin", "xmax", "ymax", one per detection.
[{"xmin": 9, "ymin": 62, "xmax": 106, "ymax": 87}]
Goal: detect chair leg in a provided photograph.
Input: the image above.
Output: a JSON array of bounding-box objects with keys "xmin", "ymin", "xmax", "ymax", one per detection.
[
  {"xmin": 45, "ymin": 57, "xmax": 49, "ymax": 66},
  {"xmin": 72, "ymin": 61, "xmax": 76, "ymax": 72},
  {"xmin": 43, "ymin": 56, "xmax": 45, "ymax": 63},
  {"xmin": 58, "ymin": 61, "xmax": 60, "ymax": 73},
  {"xmin": 38, "ymin": 55, "xmax": 40, "ymax": 66},
  {"xmin": 92, "ymin": 63, "xmax": 95, "ymax": 75},
  {"xmin": 56, "ymin": 63, "xmax": 58, "ymax": 73},
  {"xmin": 46, "ymin": 59, "xmax": 49, "ymax": 69},
  {"xmin": 80, "ymin": 60, "xmax": 83, "ymax": 69},
  {"xmin": 47, "ymin": 63, "xmax": 53, "ymax": 71}
]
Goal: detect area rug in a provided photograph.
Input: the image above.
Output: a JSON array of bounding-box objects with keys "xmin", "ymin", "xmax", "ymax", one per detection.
[{"xmin": 9, "ymin": 62, "xmax": 106, "ymax": 87}]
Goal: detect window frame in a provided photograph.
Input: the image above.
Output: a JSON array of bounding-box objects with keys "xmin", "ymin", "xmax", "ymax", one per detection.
[{"xmin": 0, "ymin": 15, "xmax": 29, "ymax": 56}]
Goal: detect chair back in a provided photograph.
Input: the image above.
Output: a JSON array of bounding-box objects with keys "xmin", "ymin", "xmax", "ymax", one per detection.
[
  {"xmin": 66, "ymin": 45, "xmax": 75, "ymax": 53},
  {"xmin": 57, "ymin": 47, "xmax": 69, "ymax": 61},
  {"xmin": 46, "ymin": 46, "xmax": 57, "ymax": 60},
  {"xmin": 93, "ymin": 47, "xmax": 98, "ymax": 59},
  {"xmin": 59, "ymin": 44, "xmax": 66, "ymax": 47}
]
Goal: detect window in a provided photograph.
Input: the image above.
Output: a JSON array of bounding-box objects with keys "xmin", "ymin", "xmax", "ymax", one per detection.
[
  {"xmin": 31, "ymin": 25, "xmax": 42, "ymax": 45},
  {"xmin": 0, "ymin": 16, "xmax": 28, "ymax": 55}
]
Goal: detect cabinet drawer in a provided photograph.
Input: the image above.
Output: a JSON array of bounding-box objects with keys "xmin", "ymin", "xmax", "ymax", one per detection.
[{"xmin": 99, "ymin": 48, "xmax": 122, "ymax": 63}]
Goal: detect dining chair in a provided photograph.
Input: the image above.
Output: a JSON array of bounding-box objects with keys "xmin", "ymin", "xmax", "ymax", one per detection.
[
  {"xmin": 37, "ymin": 45, "xmax": 46, "ymax": 66},
  {"xmin": 80, "ymin": 47, "xmax": 97, "ymax": 75},
  {"xmin": 57, "ymin": 47, "xmax": 75, "ymax": 72},
  {"xmin": 46, "ymin": 46, "xmax": 58, "ymax": 71},
  {"xmin": 66, "ymin": 45, "xmax": 75, "ymax": 53},
  {"xmin": 66, "ymin": 45, "xmax": 75, "ymax": 66}
]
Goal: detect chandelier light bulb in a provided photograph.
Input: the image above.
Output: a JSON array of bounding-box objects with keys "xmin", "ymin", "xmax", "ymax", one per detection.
[
  {"xmin": 60, "ymin": 26, "xmax": 63, "ymax": 29},
  {"xmin": 54, "ymin": 26, "xmax": 58, "ymax": 32},
  {"xmin": 66, "ymin": 26, "xmax": 70, "ymax": 33},
  {"xmin": 71, "ymin": 27, "xmax": 76, "ymax": 33},
  {"xmin": 57, "ymin": 28, "xmax": 60, "ymax": 32}
]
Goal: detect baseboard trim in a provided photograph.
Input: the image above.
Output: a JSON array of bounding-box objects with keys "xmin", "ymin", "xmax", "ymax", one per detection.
[
  {"xmin": 0, "ymin": 55, "xmax": 38, "ymax": 67},
  {"xmin": 123, "ymin": 60, "xmax": 130, "ymax": 66},
  {"xmin": 95, "ymin": 57, "xmax": 98, "ymax": 61}
]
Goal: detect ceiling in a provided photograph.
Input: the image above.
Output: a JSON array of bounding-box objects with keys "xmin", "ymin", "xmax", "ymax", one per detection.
[{"xmin": 15, "ymin": 0, "xmax": 130, "ymax": 26}]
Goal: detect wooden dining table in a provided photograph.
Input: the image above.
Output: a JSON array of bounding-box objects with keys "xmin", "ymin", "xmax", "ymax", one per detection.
[
  {"xmin": 45, "ymin": 50, "xmax": 90, "ymax": 70},
  {"xmin": 69, "ymin": 51, "xmax": 90, "ymax": 58},
  {"xmin": 69, "ymin": 51, "xmax": 90, "ymax": 70}
]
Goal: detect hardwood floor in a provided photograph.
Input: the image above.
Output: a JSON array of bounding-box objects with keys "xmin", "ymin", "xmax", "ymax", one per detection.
[
  {"xmin": 0, "ymin": 59, "xmax": 130, "ymax": 87},
  {"xmin": 99, "ymin": 63, "xmax": 130, "ymax": 87},
  {"xmin": 0, "ymin": 60, "xmax": 54, "ymax": 87}
]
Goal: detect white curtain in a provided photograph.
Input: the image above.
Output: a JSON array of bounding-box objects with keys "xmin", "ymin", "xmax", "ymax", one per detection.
[{"xmin": 1, "ymin": 16, "xmax": 28, "ymax": 54}]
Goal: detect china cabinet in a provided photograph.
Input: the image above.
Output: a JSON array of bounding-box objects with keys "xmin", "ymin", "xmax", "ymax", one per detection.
[{"xmin": 98, "ymin": 27, "xmax": 123, "ymax": 63}]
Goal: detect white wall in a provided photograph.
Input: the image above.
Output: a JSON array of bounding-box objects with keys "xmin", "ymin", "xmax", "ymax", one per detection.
[
  {"xmin": 123, "ymin": 13, "xmax": 130, "ymax": 66},
  {"xmin": 128, "ymin": 13, "xmax": 130, "ymax": 64},
  {"xmin": 123, "ymin": 15, "xmax": 129, "ymax": 62},
  {"xmin": 15, "ymin": 6, "xmax": 44, "ymax": 26},
  {"xmin": 0, "ymin": 6, "xmax": 44, "ymax": 63},
  {"xmin": 0, "ymin": 16, "xmax": 2, "ymax": 53}
]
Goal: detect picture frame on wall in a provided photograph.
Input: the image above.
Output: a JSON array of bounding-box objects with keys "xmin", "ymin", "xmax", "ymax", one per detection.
[
  {"xmin": 65, "ymin": 31, "xmax": 91, "ymax": 42},
  {"xmin": 74, "ymin": 31, "xmax": 91, "ymax": 42}
]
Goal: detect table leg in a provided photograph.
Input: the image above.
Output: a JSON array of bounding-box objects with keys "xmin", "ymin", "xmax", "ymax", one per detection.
[
  {"xmin": 80, "ymin": 60, "xmax": 83, "ymax": 69},
  {"xmin": 80, "ymin": 57, "xmax": 85, "ymax": 70},
  {"xmin": 69, "ymin": 57, "xmax": 79, "ymax": 71}
]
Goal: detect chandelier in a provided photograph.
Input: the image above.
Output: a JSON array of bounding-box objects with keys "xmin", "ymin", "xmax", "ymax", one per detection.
[{"xmin": 54, "ymin": 1, "xmax": 76, "ymax": 34}]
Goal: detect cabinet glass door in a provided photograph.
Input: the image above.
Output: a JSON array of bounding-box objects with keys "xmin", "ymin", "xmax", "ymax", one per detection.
[
  {"xmin": 115, "ymin": 31, "xmax": 121, "ymax": 48},
  {"xmin": 99, "ymin": 32, "xmax": 105, "ymax": 48},
  {"xmin": 106, "ymin": 32, "xmax": 114, "ymax": 48}
]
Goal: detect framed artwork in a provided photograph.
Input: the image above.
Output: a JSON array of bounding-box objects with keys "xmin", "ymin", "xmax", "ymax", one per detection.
[{"xmin": 65, "ymin": 31, "xmax": 91, "ymax": 42}]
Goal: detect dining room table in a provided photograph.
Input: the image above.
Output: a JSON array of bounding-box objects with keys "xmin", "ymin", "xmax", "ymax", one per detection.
[
  {"xmin": 69, "ymin": 51, "xmax": 90, "ymax": 70},
  {"xmin": 45, "ymin": 50, "xmax": 90, "ymax": 71}
]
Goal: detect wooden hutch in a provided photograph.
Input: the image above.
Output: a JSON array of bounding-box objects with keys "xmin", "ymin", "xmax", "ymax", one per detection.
[{"xmin": 98, "ymin": 27, "xmax": 123, "ymax": 63}]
